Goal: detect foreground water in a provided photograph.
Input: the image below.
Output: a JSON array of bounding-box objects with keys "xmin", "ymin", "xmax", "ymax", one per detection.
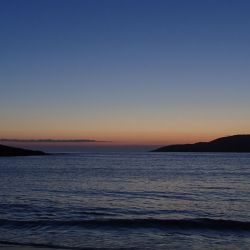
[{"xmin": 0, "ymin": 149, "xmax": 250, "ymax": 249}]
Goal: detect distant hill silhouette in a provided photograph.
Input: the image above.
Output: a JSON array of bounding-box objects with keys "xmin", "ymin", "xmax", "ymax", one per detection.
[
  {"xmin": 0, "ymin": 144, "xmax": 48, "ymax": 157},
  {"xmin": 152, "ymin": 135, "xmax": 250, "ymax": 153}
]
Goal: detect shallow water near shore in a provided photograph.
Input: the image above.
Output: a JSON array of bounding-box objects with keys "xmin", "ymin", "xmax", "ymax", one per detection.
[{"xmin": 0, "ymin": 149, "xmax": 250, "ymax": 249}]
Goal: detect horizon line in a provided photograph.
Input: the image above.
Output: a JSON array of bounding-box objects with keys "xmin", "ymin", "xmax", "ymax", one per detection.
[{"xmin": 0, "ymin": 139, "xmax": 112, "ymax": 143}]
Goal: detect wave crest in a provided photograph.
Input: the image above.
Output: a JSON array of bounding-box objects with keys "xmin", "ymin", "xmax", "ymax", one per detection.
[{"xmin": 0, "ymin": 218, "xmax": 250, "ymax": 231}]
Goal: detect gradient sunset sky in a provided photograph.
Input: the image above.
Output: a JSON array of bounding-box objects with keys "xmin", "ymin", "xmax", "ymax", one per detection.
[{"xmin": 1, "ymin": 0, "xmax": 250, "ymax": 145}]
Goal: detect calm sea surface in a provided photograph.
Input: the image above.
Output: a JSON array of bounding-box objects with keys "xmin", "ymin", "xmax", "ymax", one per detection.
[{"xmin": 0, "ymin": 149, "xmax": 250, "ymax": 249}]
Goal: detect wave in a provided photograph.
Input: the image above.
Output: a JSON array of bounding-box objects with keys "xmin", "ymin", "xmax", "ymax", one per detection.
[
  {"xmin": 0, "ymin": 240, "xmax": 132, "ymax": 250},
  {"xmin": 0, "ymin": 218, "xmax": 250, "ymax": 231}
]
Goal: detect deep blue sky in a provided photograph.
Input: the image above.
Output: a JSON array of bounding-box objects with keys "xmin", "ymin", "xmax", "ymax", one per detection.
[{"xmin": 1, "ymin": 0, "xmax": 250, "ymax": 144}]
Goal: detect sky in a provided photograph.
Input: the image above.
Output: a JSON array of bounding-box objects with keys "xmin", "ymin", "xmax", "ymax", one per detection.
[{"xmin": 1, "ymin": 0, "xmax": 250, "ymax": 145}]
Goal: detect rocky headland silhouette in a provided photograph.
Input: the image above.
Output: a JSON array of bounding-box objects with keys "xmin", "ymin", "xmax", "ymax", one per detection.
[
  {"xmin": 152, "ymin": 135, "xmax": 250, "ymax": 153},
  {"xmin": 0, "ymin": 144, "xmax": 48, "ymax": 157}
]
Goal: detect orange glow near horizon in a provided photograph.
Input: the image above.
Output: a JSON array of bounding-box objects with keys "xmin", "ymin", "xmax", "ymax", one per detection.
[
  {"xmin": 0, "ymin": 128, "xmax": 246, "ymax": 146},
  {"xmin": 2, "ymin": 98, "xmax": 250, "ymax": 146}
]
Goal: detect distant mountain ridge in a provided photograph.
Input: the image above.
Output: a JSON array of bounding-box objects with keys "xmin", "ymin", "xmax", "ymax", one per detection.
[
  {"xmin": 0, "ymin": 144, "xmax": 48, "ymax": 157},
  {"xmin": 152, "ymin": 135, "xmax": 250, "ymax": 152}
]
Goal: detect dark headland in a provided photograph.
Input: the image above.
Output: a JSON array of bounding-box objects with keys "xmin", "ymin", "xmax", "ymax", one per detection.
[
  {"xmin": 152, "ymin": 135, "xmax": 250, "ymax": 153},
  {"xmin": 0, "ymin": 144, "xmax": 48, "ymax": 157}
]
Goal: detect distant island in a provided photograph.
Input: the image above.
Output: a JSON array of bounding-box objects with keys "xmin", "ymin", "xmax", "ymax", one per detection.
[
  {"xmin": 152, "ymin": 135, "xmax": 250, "ymax": 153},
  {"xmin": 0, "ymin": 144, "xmax": 48, "ymax": 157}
]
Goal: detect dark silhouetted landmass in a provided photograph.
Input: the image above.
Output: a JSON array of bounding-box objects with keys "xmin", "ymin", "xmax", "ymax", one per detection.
[
  {"xmin": 152, "ymin": 135, "xmax": 250, "ymax": 152},
  {"xmin": 0, "ymin": 144, "xmax": 48, "ymax": 157}
]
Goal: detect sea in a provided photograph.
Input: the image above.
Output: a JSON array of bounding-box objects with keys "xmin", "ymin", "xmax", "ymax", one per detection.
[{"xmin": 0, "ymin": 146, "xmax": 250, "ymax": 249}]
